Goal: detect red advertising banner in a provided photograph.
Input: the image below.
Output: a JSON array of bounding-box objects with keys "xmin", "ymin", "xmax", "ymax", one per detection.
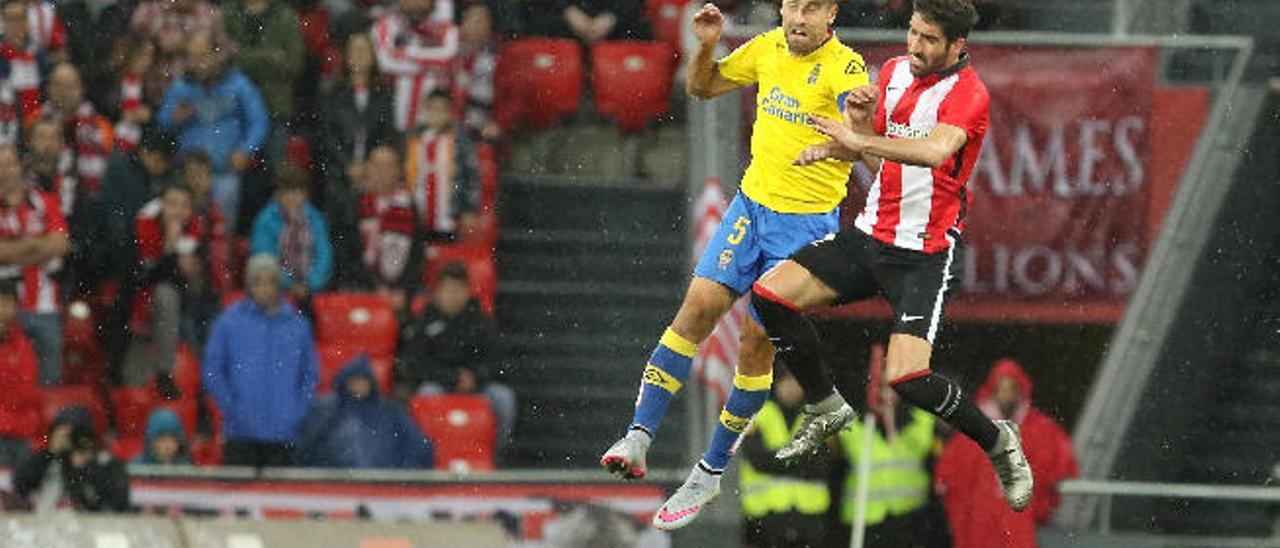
[{"xmin": 727, "ymin": 39, "xmax": 1207, "ymax": 323}]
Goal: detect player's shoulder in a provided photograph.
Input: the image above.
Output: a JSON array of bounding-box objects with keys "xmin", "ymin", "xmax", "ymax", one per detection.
[
  {"xmin": 953, "ymin": 62, "xmax": 990, "ymax": 99},
  {"xmin": 882, "ymin": 55, "xmax": 911, "ymax": 74},
  {"xmin": 823, "ymin": 38, "xmax": 868, "ymax": 73}
]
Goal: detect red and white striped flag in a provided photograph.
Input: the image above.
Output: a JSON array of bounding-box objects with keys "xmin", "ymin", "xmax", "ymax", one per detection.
[{"xmin": 690, "ymin": 177, "xmax": 746, "ymax": 407}]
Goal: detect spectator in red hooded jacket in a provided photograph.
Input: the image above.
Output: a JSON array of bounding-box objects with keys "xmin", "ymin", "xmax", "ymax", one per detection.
[
  {"xmin": 934, "ymin": 358, "xmax": 1078, "ymax": 548},
  {"xmin": 0, "ymin": 278, "xmax": 40, "ymax": 467}
]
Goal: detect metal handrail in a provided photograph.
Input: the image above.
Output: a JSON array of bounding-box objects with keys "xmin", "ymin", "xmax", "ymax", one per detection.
[
  {"xmin": 125, "ymin": 464, "xmax": 690, "ymax": 485},
  {"xmin": 728, "ymin": 25, "xmax": 1253, "ymax": 51},
  {"xmin": 1061, "ymin": 479, "xmax": 1280, "ymax": 503}
]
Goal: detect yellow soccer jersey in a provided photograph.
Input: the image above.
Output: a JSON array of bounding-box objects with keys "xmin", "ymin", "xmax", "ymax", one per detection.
[{"xmin": 718, "ymin": 28, "xmax": 869, "ymax": 214}]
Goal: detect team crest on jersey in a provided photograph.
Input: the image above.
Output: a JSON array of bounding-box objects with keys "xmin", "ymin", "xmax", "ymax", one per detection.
[
  {"xmin": 807, "ymin": 64, "xmax": 821, "ymax": 85},
  {"xmin": 718, "ymin": 249, "xmax": 734, "ymax": 269}
]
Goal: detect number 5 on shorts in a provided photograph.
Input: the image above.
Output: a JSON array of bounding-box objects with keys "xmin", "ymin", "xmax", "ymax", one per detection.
[{"xmin": 727, "ymin": 216, "xmax": 750, "ymax": 245}]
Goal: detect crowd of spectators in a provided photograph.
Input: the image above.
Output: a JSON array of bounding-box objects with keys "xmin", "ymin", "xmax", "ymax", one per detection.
[{"xmin": 0, "ymin": 0, "xmax": 534, "ymax": 507}]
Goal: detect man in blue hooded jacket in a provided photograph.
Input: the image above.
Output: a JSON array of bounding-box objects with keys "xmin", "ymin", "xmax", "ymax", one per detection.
[
  {"xmin": 203, "ymin": 253, "xmax": 317, "ymax": 468},
  {"xmin": 157, "ymin": 29, "xmax": 270, "ymax": 231},
  {"xmin": 294, "ymin": 354, "xmax": 434, "ymax": 469}
]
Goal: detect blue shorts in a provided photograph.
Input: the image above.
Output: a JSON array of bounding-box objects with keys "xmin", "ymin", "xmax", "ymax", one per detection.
[{"xmin": 693, "ymin": 192, "xmax": 840, "ymax": 295}]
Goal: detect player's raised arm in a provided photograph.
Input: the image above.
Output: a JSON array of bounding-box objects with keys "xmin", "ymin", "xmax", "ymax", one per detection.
[
  {"xmin": 810, "ymin": 114, "xmax": 968, "ymax": 169},
  {"xmin": 793, "ymin": 85, "xmax": 883, "ymax": 169},
  {"xmin": 685, "ymin": 3, "xmax": 740, "ymax": 99}
]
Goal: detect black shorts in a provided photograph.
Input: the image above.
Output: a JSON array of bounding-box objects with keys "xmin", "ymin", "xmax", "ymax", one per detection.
[{"xmin": 791, "ymin": 228, "xmax": 963, "ymax": 343}]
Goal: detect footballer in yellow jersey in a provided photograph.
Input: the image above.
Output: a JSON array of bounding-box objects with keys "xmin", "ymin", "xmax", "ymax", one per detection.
[{"xmin": 600, "ymin": 0, "xmax": 868, "ymax": 532}]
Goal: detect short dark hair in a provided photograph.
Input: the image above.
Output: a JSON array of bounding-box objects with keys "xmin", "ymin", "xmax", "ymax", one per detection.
[
  {"xmin": 0, "ymin": 278, "xmax": 17, "ymax": 299},
  {"xmin": 163, "ymin": 182, "xmax": 195, "ymax": 199},
  {"xmin": 181, "ymin": 149, "xmax": 213, "ymax": 170},
  {"xmin": 139, "ymin": 127, "xmax": 178, "ymax": 158},
  {"xmin": 275, "ymin": 163, "xmax": 311, "ymax": 194},
  {"xmin": 437, "ymin": 261, "xmax": 469, "ymax": 285},
  {"xmin": 913, "ymin": 0, "xmax": 979, "ymax": 42}
]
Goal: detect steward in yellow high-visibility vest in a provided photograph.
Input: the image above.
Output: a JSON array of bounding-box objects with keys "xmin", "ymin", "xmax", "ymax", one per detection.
[
  {"xmin": 833, "ymin": 392, "xmax": 947, "ymax": 548},
  {"xmin": 738, "ymin": 372, "xmax": 831, "ymax": 548}
]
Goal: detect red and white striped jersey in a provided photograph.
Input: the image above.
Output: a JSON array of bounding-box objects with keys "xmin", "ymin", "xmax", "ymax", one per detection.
[
  {"xmin": 0, "ymin": 189, "xmax": 67, "ymax": 314},
  {"xmin": 371, "ymin": 12, "xmax": 458, "ymax": 131},
  {"xmin": 406, "ymin": 129, "xmax": 457, "ymax": 235},
  {"xmin": 854, "ymin": 55, "xmax": 989, "ymax": 254},
  {"xmin": 0, "ymin": 1, "xmax": 66, "ymax": 54}
]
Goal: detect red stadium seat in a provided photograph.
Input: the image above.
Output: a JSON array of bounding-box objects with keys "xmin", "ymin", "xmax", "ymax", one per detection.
[
  {"xmin": 312, "ymin": 293, "xmax": 398, "ymax": 356},
  {"xmin": 645, "ymin": 0, "xmax": 689, "ymax": 54},
  {"xmin": 592, "ymin": 41, "xmax": 676, "ymax": 133},
  {"xmin": 191, "ymin": 435, "xmax": 224, "ymax": 466},
  {"xmin": 495, "ymin": 38, "xmax": 583, "ymax": 130},
  {"xmin": 316, "ymin": 344, "xmax": 394, "ymax": 395},
  {"xmin": 172, "ymin": 344, "xmax": 203, "ymax": 400},
  {"xmin": 111, "ymin": 386, "xmax": 159, "ymax": 439},
  {"xmin": 61, "ymin": 301, "xmax": 106, "ymax": 387},
  {"xmin": 409, "ymin": 394, "xmax": 496, "ymax": 472},
  {"xmin": 425, "ymin": 244, "xmax": 497, "ymax": 314},
  {"xmin": 110, "ymin": 436, "xmax": 145, "ymax": 461},
  {"xmin": 39, "ymin": 385, "xmax": 108, "ymax": 435}
]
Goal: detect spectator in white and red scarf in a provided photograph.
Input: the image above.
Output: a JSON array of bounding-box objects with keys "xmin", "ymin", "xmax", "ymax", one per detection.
[
  {"xmin": 250, "ymin": 163, "xmax": 333, "ymax": 300},
  {"xmin": 371, "ymin": 0, "xmax": 458, "ymax": 132},
  {"xmin": 405, "ymin": 90, "xmax": 476, "ymax": 243},
  {"xmin": 0, "ymin": 144, "xmax": 68, "ymax": 385},
  {"xmin": 0, "ymin": 0, "xmax": 45, "ymax": 145},
  {"xmin": 123, "ymin": 183, "xmax": 205, "ymax": 393},
  {"xmin": 130, "ymin": 0, "xmax": 224, "ymax": 99},
  {"xmin": 23, "ymin": 115, "xmax": 74, "ymax": 217},
  {"xmin": 454, "ymin": 1, "xmax": 498, "ymax": 141},
  {"xmin": 109, "ymin": 35, "xmax": 156, "ymax": 153},
  {"xmin": 0, "ymin": 0, "xmax": 65, "ymax": 59},
  {"xmin": 357, "ymin": 143, "xmax": 421, "ymax": 316},
  {"xmin": 28, "ymin": 63, "xmax": 115, "ymax": 198}
]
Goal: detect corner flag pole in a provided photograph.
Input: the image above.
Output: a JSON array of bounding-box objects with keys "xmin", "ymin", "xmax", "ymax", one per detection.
[{"xmin": 851, "ymin": 344, "xmax": 886, "ymax": 548}]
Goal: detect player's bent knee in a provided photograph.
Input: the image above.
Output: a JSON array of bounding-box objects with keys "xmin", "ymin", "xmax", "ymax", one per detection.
[{"xmin": 885, "ymin": 334, "xmax": 933, "ymax": 382}]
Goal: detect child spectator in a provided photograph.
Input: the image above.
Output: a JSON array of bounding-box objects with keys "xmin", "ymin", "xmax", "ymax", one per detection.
[
  {"xmin": 203, "ymin": 254, "xmax": 317, "ymax": 468},
  {"xmin": 0, "ymin": 144, "xmax": 68, "ymax": 385},
  {"xmin": 14, "ymin": 405, "xmax": 130, "ymax": 513},
  {"xmin": 123, "ymin": 184, "xmax": 204, "ymax": 394},
  {"xmin": 0, "ymin": 278, "xmax": 39, "ymax": 467},
  {"xmin": 181, "ymin": 151, "xmax": 232, "ymax": 298},
  {"xmin": 357, "ymin": 144, "xmax": 421, "ymax": 316},
  {"xmin": 294, "ymin": 355, "xmax": 434, "ymax": 469},
  {"xmin": 455, "ymin": 1, "xmax": 499, "ymax": 140},
  {"xmin": 109, "ymin": 34, "xmax": 156, "ymax": 152},
  {"xmin": 372, "ymin": 0, "xmax": 459, "ymax": 132},
  {"xmin": 396, "ymin": 261, "xmax": 514, "ymax": 450},
  {"xmin": 134, "ymin": 408, "xmax": 190, "ymax": 465},
  {"xmin": 406, "ymin": 90, "xmax": 478, "ymax": 242},
  {"xmin": 250, "ymin": 164, "xmax": 333, "ymax": 299}
]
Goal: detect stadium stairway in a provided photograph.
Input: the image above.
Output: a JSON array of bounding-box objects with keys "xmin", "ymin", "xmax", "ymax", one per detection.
[{"xmin": 496, "ymin": 180, "xmax": 690, "ymax": 469}]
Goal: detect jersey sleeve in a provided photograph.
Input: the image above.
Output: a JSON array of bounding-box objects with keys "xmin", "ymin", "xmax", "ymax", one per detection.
[
  {"xmin": 830, "ymin": 51, "xmax": 869, "ymax": 113},
  {"xmin": 715, "ymin": 32, "xmax": 766, "ymax": 86},
  {"xmin": 937, "ymin": 76, "xmax": 989, "ymax": 143},
  {"xmin": 873, "ymin": 58, "xmax": 897, "ymax": 136},
  {"xmin": 39, "ymin": 193, "xmax": 67, "ymax": 234}
]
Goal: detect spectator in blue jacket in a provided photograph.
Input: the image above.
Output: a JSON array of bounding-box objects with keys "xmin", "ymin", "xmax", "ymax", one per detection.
[
  {"xmin": 249, "ymin": 164, "xmax": 333, "ymax": 300},
  {"xmin": 203, "ymin": 253, "xmax": 317, "ymax": 468},
  {"xmin": 294, "ymin": 354, "xmax": 434, "ymax": 469},
  {"xmin": 134, "ymin": 408, "xmax": 190, "ymax": 465},
  {"xmin": 157, "ymin": 29, "xmax": 269, "ymax": 232}
]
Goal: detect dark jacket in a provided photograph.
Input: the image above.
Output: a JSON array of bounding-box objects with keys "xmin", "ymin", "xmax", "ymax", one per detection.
[
  {"xmin": 224, "ymin": 0, "xmax": 304, "ymax": 119},
  {"xmin": 316, "ymin": 79, "xmax": 395, "ymax": 289},
  {"xmin": 523, "ymin": 0, "xmax": 651, "ymax": 41},
  {"xmin": 97, "ymin": 150, "xmax": 169, "ymax": 278},
  {"xmin": 202, "ymin": 297, "xmax": 318, "ymax": 443},
  {"xmin": 294, "ymin": 355, "xmax": 434, "ymax": 469},
  {"xmin": 14, "ymin": 406, "xmax": 131, "ymax": 513},
  {"xmin": 396, "ymin": 299, "xmax": 499, "ymax": 396}
]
